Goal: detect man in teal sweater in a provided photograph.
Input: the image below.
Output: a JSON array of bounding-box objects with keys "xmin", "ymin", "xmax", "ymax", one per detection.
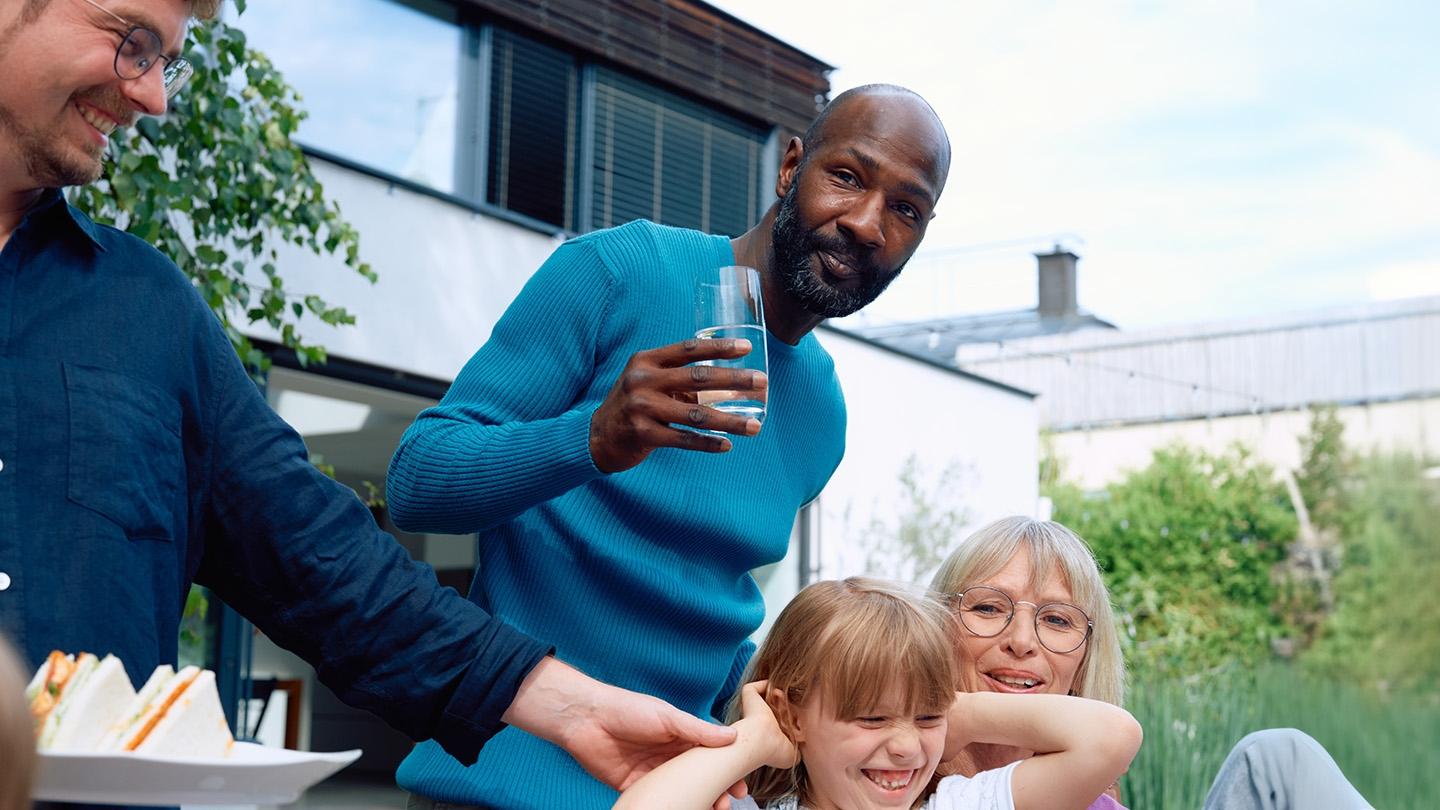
[{"xmin": 390, "ymin": 84, "xmax": 951, "ymax": 809}]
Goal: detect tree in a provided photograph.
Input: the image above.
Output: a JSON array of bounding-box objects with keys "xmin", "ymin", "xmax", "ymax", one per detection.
[
  {"xmin": 1275, "ymin": 405, "xmax": 1351, "ymax": 648},
  {"xmin": 1296, "ymin": 405, "xmax": 1350, "ymax": 534},
  {"xmin": 69, "ymin": 1, "xmax": 373, "ymax": 375},
  {"xmin": 858, "ymin": 456, "xmax": 973, "ymax": 586},
  {"xmin": 1303, "ymin": 453, "xmax": 1440, "ymax": 696}
]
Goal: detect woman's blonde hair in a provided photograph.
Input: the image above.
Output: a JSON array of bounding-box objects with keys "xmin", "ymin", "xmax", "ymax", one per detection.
[
  {"xmin": 728, "ymin": 577, "xmax": 956, "ymax": 805},
  {"xmin": 0, "ymin": 635, "xmax": 35, "ymax": 810},
  {"xmin": 929, "ymin": 516, "xmax": 1125, "ymax": 706}
]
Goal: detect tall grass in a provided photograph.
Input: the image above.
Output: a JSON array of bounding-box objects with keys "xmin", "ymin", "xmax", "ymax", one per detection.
[{"xmin": 1124, "ymin": 665, "xmax": 1440, "ymax": 809}]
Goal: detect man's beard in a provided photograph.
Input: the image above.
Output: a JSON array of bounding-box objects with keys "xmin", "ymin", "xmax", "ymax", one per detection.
[
  {"xmin": 0, "ymin": 99, "xmax": 108, "ymax": 189},
  {"xmin": 770, "ymin": 179, "xmax": 904, "ymax": 319}
]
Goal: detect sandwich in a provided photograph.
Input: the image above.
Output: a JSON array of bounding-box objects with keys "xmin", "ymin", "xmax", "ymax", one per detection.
[
  {"xmin": 25, "ymin": 648, "xmax": 110, "ymax": 743},
  {"xmin": 25, "ymin": 653, "xmax": 235, "ymax": 758},
  {"xmin": 95, "ymin": 664, "xmax": 174, "ymax": 751},
  {"xmin": 35, "ymin": 653, "xmax": 137, "ymax": 751},
  {"xmin": 103, "ymin": 665, "xmax": 233, "ymax": 758},
  {"xmin": 26, "ymin": 650, "xmax": 80, "ymax": 736}
]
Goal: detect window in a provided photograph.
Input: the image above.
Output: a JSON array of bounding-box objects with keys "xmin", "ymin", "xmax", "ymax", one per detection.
[
  {"xmin": 590, "ymin": 68, "xmax": 766, "ymax": 236},
  {"xmin": 485, "ymin": 28, "xmax": 577, "ymax": 229},
  {"xmin": 242, "ymin": 0, "xmax": 773, "ymax": 234},
  {"xmin": 241, "ymin": 0, "xmax": 462, "ymax": 193}
]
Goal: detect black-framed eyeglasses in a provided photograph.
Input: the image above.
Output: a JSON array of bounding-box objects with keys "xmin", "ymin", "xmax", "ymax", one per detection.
[
  {"xmin": 80, "ymin": 0, "xmax": 194, "ymax": 101},
  {"xmin": 947, "ymin": 585, "xmax": 1094, "ymax": 655}
]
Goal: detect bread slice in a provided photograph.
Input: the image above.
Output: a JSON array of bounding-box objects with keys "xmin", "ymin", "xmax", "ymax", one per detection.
[
  {"xmin": 108, "ymin": 666, "xmax": 233, "ymax": 758},
  {"xmin": 97, "ymin": 664, "xmax": 174, "ymax": 751},
  {"xmin": 43, "ymin": 655, "xmax": 137, "ymax": 751},
  {"xmin": 131, "ymin": 669, "xmax": 233, "ymax": 758}
]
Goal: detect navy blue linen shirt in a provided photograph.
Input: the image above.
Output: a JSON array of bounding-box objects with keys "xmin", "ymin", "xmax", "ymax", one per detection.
[{"xmin": 0, "ymin": 190, "xmax": 551, "ymax": 772}]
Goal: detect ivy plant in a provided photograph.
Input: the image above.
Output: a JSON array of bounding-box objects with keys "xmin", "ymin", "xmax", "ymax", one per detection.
[{"xmin": 69, "ymin": 0, "xmax": 373, "ymax": 375}]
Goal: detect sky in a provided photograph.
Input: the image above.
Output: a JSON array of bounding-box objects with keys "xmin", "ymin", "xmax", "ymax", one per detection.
[{"xmin": 707, "ymin": 0, "xmax": 1440, "ymax": 329}]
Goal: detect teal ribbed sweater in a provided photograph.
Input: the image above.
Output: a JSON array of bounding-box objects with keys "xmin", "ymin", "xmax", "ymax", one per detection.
[{"xmin": 388, "ymin": 220, "xmax": 846, "ymax": 808}]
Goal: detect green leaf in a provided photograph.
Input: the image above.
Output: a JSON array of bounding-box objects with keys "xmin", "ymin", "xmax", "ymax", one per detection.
[{"xmin": 71, "ymin": 15, "xmax": 374, "ymax": 376}]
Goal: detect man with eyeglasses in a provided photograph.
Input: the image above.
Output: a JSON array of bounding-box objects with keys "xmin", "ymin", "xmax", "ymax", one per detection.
[{"xmin": 0, "ymin": 3, "xmax": 737, "ymax": 808}]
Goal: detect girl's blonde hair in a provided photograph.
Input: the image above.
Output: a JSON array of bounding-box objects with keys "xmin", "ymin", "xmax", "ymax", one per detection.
[
  {"xmin": 929, "ymin": 516, "xmax": 1126, "ymax": 706},
  {"xmin": 0, "ymin": 636, "xmax": 35, "ymax": 810},
  {"xmin": 728, "ymin": 577, "xmax": 956, "ymax": 805}
]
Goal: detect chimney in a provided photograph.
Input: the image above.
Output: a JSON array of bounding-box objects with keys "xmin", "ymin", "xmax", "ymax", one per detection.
[{"xmin": 1036, "ymin": 246, "xmax": 1079, "ymax": 319}]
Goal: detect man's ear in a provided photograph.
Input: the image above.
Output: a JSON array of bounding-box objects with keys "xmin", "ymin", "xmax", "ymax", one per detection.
[
  {"xmin": 775, "ymin": 136, "xmax": 805, "ymax": 200},
  {"xmin": 768, "ymin": 685, "xmax": 804, "ymax": 743}
]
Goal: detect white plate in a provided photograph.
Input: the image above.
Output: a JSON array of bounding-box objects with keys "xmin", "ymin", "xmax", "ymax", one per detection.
[{"xmin": 33, "ymin": 742, "xmax": 362, "ymax": 806}]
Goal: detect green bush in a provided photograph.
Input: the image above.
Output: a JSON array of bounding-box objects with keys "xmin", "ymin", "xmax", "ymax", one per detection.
[
  {"xmin": 1041, "ymin": 420, "xmax": 1439, "ymax": 808},
  {"xmin": 1049, "ymin": 444, "xmax": 1298, "ymax": 676}
]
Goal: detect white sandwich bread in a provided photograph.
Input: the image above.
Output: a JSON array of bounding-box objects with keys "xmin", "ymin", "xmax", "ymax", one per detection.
[
  {"xmin": 95, "ymin": 664, "xmax": 174, "ymax": 751},
  {"xmin": 107, "ymin": 666, "xmax": 234, "ymax": 758},
  {"xmin": 41, "ymin": 654, "xmax": 137, "ymax": 751},
  {"xmin": 25, "ymin": 653, "xmax": 234, "ymax": 758}
]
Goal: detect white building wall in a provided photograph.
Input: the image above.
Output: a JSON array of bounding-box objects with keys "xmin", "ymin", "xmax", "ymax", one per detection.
[
  {"xmin": 1050, "ymin": 397, "xmax": 1440, "ymax": 490},
  {"xmin": 813, "ymin": 329, "xmax": 1040, "ymax": 584},
  {"xmin": 249, "ymin": 159, "xmax": 566, "ymax": 380}
]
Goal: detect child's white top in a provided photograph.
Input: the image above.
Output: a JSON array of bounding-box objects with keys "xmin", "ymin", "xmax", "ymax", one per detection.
[{"xmin": 731, "ymin": 760, "xmax": 1020, "ymax": 810}]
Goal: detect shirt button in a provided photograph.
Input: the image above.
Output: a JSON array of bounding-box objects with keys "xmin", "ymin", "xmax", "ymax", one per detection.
[
  {"xmin": 0, "ymin": 457, "xmax": 5, "ymax": 473},
  {"xmin": 0, "ymin": 572, "xmax": 10, "ymax": 592}
]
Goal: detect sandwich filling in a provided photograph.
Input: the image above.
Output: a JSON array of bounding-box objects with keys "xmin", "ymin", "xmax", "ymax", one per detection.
[
  {"xmin": 120, "ymin": 667, "xmax": 202, "ymax": 751},
  {"xmin": 28, "ymin": 651, "xmax": 82, "ymax": 740}
]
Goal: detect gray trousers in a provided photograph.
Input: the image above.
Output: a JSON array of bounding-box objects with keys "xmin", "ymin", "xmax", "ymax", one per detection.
[{"xmin": 1202, "ymin": 728, "xmax": 1372, "ymax": 810}]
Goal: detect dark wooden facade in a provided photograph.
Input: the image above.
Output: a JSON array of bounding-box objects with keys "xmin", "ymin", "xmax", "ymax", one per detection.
[{"xmin": 456, "ymin": 0, "xmax": 833, "ymax": 137}]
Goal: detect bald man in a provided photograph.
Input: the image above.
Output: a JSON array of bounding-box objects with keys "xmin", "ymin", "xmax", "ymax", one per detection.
[{"xmin": 386, "ymin": 85, "xmax": 952, "ymax": 809}]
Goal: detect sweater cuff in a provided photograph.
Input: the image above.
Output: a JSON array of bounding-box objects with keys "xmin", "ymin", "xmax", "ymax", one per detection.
[
  {"xmin": 430, "ymin": 621, "xmax": 554, "ymax": 765},
  {"xmin": 551, "ymin": 405, "xmax": 606, "ymax": 481}
]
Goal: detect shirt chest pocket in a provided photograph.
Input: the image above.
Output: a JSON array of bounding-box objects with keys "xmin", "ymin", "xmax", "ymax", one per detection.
[{"xmin": 64, "ymin": 363, "xmax": 184, "ymax": 542}]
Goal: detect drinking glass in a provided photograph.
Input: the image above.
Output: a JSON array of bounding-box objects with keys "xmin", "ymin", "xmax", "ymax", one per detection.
[{"xmin": 693, "ymin": 264, "xmax": 767, "ymax": 423}]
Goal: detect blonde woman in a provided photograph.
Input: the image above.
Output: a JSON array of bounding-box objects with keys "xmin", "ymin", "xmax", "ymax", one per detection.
[{"xmin": 931, "ymin": 516, "xmax": 1372, "ymax": 810}]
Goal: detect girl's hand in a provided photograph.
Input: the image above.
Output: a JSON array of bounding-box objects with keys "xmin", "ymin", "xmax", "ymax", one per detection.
[{"xmin": 739, "ymin": 681, "xmax": 799, "ymax": 769}]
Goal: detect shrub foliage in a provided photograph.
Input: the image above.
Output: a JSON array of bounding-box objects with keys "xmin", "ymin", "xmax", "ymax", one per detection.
[{"xmin": 1049, "ymin": 444, "xmax": 1298, "ymax": 676}]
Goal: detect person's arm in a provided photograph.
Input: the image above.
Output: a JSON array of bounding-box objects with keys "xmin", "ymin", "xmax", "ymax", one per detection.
[
  {"xmin": 946, "ymin": 692, "xmax": 1142, "ymax": 810},
  {"xmin": 384, "ymin": 239, "xmax": 619, "ymax": 535},
  {"xmin": 386, "ymin": 238, "xmax": 764, "ymax": 535},
  {"xmin": 615, "ymin": 682, "xmax": 795, "ymax": 810},
  {"xmin": 189, "ymin": 316, "xmax": 735, "ymax": 779}
]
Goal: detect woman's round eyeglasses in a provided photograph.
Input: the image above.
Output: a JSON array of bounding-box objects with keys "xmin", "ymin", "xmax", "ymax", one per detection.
[{"xmin": 947, "ymin": 586, "xmax": 1094, "ymax": 654}]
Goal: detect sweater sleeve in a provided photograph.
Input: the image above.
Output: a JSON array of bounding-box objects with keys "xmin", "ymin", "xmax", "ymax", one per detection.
[
  {"xmin": 386, "ymin": 239, "xmax": 618, "ymax": 534},
  {"xmin": 710, "ymin": 638, "xmax": 756, "ymax": 721}
]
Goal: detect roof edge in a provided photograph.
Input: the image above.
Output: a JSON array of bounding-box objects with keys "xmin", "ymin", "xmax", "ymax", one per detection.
[
  {"xmin": 255, "ymin": 338, "xmax": 453, "ymax": 401},
  {"xmin": 819, "ymin": 324, "xmax": 1037, "ymax": 399}
]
